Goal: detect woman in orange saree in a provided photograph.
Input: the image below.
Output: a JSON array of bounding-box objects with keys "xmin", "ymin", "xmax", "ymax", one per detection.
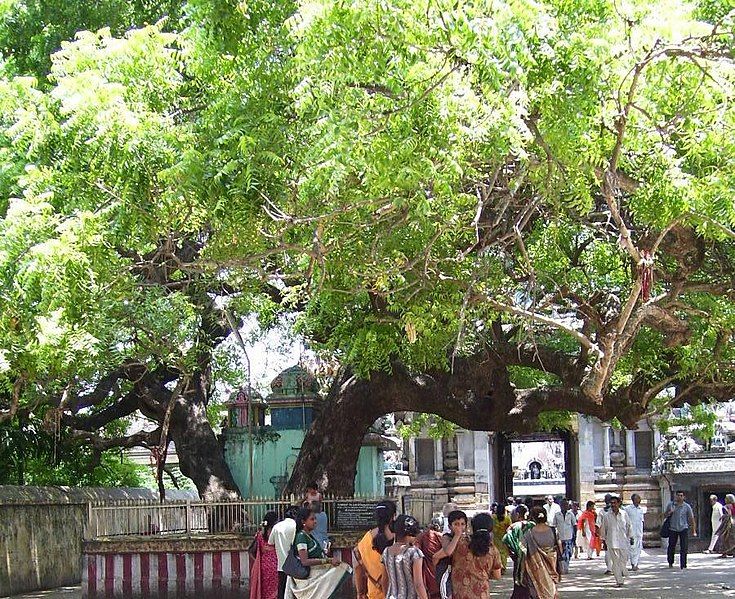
[
  {"xmin": 353, "ymin": 500, "xmax": 397, "ymax": 599},
  {"xmin": 577, "ymin": 501, "xmax": 601, "ymax": 559}
]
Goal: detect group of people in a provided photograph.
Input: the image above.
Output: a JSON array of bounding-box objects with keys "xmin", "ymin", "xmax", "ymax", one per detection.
[
  {"xmin": 248, "ymin": 483, "xmax": 351, "ymax": 599},
  {"xmin": 245, "ymin": 486, "xmax": 735, "ymax": 599},
  {"xmin": 704, "ymin": 493, "xmax": 735, "ymax": 559},
  {"xmin": 353, "ymin": 499, "xmax": 562, "ymax": 599},
  {"xmin": 507, "ymin": 494, "xmax": 644, "ymax": 589},
  {"xmin": 572, "ymin": 493, "xmax": 645, "ymax": 585}
]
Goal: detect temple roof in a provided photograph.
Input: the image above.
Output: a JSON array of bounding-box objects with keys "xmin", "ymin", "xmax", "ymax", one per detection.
[
  {"xmin": 269, "ymin": 364, "xmax": 319, "ymax": 397},
  {"xmin": 226, "ymin": 387, "xmax": 265, "ymax": 406}
]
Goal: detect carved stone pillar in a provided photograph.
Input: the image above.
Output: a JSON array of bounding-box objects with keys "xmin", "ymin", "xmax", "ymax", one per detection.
[
  {"xmin": 610, "ymin": 427, "xmax": 626, "ymax": 469},
  {"xmin": 442, "ymin": 435, "xmax": 459, "ymax": 497}
]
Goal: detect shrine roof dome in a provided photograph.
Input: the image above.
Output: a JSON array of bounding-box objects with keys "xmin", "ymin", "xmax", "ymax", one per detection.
[{"xmin": 269, "ymin": 364, "xmax": 319, "ymax": 397}]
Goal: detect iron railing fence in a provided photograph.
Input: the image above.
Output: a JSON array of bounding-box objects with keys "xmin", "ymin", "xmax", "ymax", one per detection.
[{"xmin": 87, "ymin": 494, "xmax": 439, "ymax": 540}]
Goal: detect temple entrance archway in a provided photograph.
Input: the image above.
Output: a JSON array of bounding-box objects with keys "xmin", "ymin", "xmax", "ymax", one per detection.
[{"xmin": 497, "ymin": 431, "xmax": 578, "ymax": 502}]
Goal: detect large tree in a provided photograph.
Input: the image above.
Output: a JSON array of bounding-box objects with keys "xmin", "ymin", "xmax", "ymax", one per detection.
[{"xmin": 1, "ymin": 0, "xmax": 734, "ymax": 497}]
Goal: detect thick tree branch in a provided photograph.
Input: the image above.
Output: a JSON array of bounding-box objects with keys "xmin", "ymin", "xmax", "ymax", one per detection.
[
  {"xmin": 65, "ymin": 391, "xmax": 140, "ymax": 432},
  {"xmin": 482, "ymin": 297, "xmax": 604, "ymax": 358}
]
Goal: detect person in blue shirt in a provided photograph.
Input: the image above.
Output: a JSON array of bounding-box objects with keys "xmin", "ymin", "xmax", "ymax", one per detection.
[
  {"xmin": 311, "ymin": 501, "xmax": 329, "ymax": 551},
  {"xmin": 664, "ymin": 490, "xmax": 697, "ymax": 569}
]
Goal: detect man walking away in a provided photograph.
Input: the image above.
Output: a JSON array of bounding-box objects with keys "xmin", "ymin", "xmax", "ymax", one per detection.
[
  {"xmin": 705, "ymin": 494, "xmax": 724, "ymax": 554},
  {"xmin": 599, "ymin": 496, "xmax": 632, "ymax": 587},
  {"xmin": 553, "ymin": 499, "xmax": 577, "ymax": 574},
  {"xmin": 544, "ymin": 495, "xmax": 561, "ymax": 527},
  {"xmin": 624, "ymin": 494, "xmax": 645, "ymax": 570},
  {"xmin": 665, "ymin": 491, "xmax": 697, "ymax": 569},
  {"xmin": 269, "ymin": 505, "xmax": 298, "ymax": 599}
]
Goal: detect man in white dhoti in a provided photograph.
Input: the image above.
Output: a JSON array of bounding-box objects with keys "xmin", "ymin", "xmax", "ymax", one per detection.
[
  {"xmin": 597, "ymin": 493, "xmax": 613, "ymax": 574},
  {"xmin": 705, "ymin": 494, "xmax": 724, "ymax": 553},
  {"xmin": 624, "ymin": 494, "xmax": 645, "ymax": 570},
  {"xmin": 600, "ymin": 496, "xmax": 632, "ymax": 587}
]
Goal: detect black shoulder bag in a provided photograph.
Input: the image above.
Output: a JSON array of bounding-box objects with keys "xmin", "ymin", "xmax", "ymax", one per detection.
[{"xmin": 282, "ymin": 544, "xmax": 310, "ymax": 580}]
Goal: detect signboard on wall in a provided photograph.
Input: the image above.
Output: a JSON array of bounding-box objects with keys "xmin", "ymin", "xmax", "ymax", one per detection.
[{"xmin": 333, "ymin": 501, "xmax": 380, "ymax": 531}]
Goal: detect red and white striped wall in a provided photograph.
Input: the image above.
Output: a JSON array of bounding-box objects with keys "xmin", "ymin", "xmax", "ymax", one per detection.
[
  {"xmin": 83, "ymin": 547, "xmax": 353, "ymax": 598},
  {"xmin": 83, "ymin": 550, "xmax": 249, "ymax": 598}
]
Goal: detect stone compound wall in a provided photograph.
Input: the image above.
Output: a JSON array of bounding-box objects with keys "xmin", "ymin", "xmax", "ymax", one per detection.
[
  {"xmin": 0, "ymin": 486, "xmax": 197, "ymax": 596},
  {"xmin": 1, "ymin": 500, "xmax": 87, "ymax": 595}
]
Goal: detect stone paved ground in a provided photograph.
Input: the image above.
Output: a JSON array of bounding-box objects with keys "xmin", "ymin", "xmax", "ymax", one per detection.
[
  {"xmin": 492, "ymin": 549, "xmax": 735, "ymax": 598},
  {"xmin": 4, "ymin": 550, "xmax": 735, "ymax": 598}
]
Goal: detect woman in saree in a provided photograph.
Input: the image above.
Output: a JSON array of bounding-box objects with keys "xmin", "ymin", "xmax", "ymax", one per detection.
[
  {"xmin": 503, "ymin": 505, "xmax": 535, "ymax": 599},
  {"xmin": 285, "ymin": 507, "xmax": 351, "ymax": 599},
  {"xmin": 353, "ymin": 500, "xmax": 397, "ymax": 599},
  {"xmin": 521, "ymin": 507, "xmax": 561, "ymax": 599},
  {"xmin": 415, "ymin": 517, "xmax": 444, "ymax": 598},
  {"xmin": 493, "ymin": 503, "xmax": 513, "ymax": 574},
  {"xmin": 716, "ymin": 494, "xmax": 735, "ymax": 558},
  {"xmin": 249, "ymin": 511, "xmax": 279, "ymax": 599},
  {"xmin": 578, "ymin": 501, "xmax": 601, "ymax": 559},
  {"xmin": 449, "ymin": 512, "xmax": 502, "ymax": 599}
]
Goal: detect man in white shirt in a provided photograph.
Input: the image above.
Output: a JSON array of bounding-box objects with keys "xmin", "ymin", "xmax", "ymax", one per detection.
[
  {"xmin": 553, "ymin": 499, "xmax": 577, "ymax": 573},
  {"xmin": 544, "ymin": 495, "xmax": 561, "ymax": 526},
  {"xmin": 599, "ymin": 496, "xmax": 632, "ymax": 587},
  {"xmin": 706, "ymin": 495, "xmax": 725, "ymax": 553},
  {"xmin": 269, "ymin": 506, "xmax": 298, "ymax": 599},
  {"xmin": 597, "ymin": 493, "xmax": 613, "ymax": 574},
  {"xmin": 624, "ymin": 494, "xmax": 645, "ymax": 570}
]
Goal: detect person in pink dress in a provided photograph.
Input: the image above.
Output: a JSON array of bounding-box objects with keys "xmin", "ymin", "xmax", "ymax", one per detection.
[{"xmin": 250, "ymin": 511, "xmax": 280, "ymax": 599}]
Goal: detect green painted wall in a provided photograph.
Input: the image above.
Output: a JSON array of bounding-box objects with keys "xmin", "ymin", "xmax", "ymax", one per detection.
[{"xmin": 224, "ymin": 429, "xmax": 385, "ymax": 498}]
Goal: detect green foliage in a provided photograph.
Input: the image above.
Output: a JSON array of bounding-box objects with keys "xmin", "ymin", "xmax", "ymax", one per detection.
[
  {"xmin": 398, "ymin": 413, "xmax": 457, "ymax": 439},
  {"xmin": 657, "ymin": 402, "xmax": 719, "ymax": 442},
  {"xmin": 536, "ymin": 411, "xmax": 575, "ymax": 431},
  {"xmin": 0, "ymin": 0, "xmax": 184, "ymax": 80},
  {"xmin": 251, "ymin": 425, "xmax": 281, "ymax": 445},
  {"xmin": 1, "ymin": 0, "xmax": 735, "ymax": 490},
  {"xmin": 0, "ymin": 415, "xmax": 143, "ymax": 486}
]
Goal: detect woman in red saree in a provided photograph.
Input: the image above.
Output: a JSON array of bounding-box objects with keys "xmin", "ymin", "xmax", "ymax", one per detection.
[
  {"xmin": 416, "ymin": 517, "xmax": 444, "ymax": 599},
  {"xmin": 250, "ymin": 511, "xmax": 279, "ymax": 599},
  {"xmin": 578, "ymin": 501, "xmax": 601, "ymax": 559}
]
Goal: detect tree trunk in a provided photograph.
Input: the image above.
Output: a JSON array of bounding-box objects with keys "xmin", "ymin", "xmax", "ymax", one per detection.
[
  {"xmin": 286, "ymin": 356, "xmax": 520, "ymax": 495},
  {"xmin": 167, "ymin": 385, "xmax": 241, "ymax": 501},
  {"xmin": 285, "ymin": 353, "xmax": 646, "ymax": 496}
]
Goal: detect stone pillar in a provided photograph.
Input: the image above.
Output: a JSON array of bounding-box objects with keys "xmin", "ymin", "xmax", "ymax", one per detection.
[
  {"xmin": 578, "ymin": 417, "xmax": 596, "ymax": 501},
  {"xmin": 610, "ymin": 428, "xmax": 626, "ymax": 470},
  {"xmin": 625, "ymin": 429, "xmax": 636, "ymax": 468},
  {"xmin": 442, "ymin": 435, "xmax": 459, "ymax": 497},
  {"xmin": 601, "ymin": 423, "xmax": 612, "ymax": 469},
  {"xmin": 473, "ymin": 431, "xmax": 490, "ymax": 504},
  {"xmin": 487, "ymin": 433, "xmax": 498, "ymax": 505},
  {"xmin": 434, "ymin": 439, "xmax": 443, "ymax": 475}
]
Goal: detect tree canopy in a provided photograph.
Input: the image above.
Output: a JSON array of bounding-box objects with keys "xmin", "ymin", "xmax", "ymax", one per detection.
[{"xmin": 0, "ymin": 0, "xmax": 734, "ymax": 495}]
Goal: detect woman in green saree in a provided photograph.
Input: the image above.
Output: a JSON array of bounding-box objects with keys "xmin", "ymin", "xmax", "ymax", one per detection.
[{"xmin": 285, "ymin": 507, "xmax": 352, "ymax": 599}]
